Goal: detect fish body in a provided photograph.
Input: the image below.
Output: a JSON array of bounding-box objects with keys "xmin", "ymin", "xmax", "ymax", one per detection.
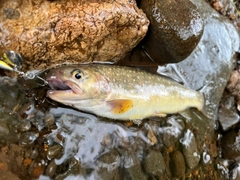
[{"xmin": 46, "ymin": 65, "xmax": 204, "ymax": 121}]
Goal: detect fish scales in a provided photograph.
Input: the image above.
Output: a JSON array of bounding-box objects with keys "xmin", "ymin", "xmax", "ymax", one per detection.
[{"xmin": 46, "ymin": 64, "xmax": 204, "ymax": 122}]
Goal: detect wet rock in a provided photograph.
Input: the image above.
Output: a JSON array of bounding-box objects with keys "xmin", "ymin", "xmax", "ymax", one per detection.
[
  {"xmin": 0, "ymin": 113, "xmax": 19, "ymax": 145},
  {"xmin": 29, "ymin": 158, "xmax": 47, "ymax": 179},
  {"xmin": 0, "ymin": 77, "xmax": 27, "ymax": 113},
  {"xmin": 17, "ymin": 120, "xmax": 31, "ymax": 132},
  {"xmin": 54, "ymin": 158, "xmax": 83, "ymax": 180},
  {"xmin": 180, "ymin": 129, "xmax": 200, "ymax": 169},
  {"xmin": 4, "ymin": 144, "xmax": 25, "ymax": 177},
  {"xmin": 45, "ymin": 159, "xmax": 57, "ymax": 178},
  {"xmin": 143, "ymin": 150, "xmax": 165, "ymax": 177},
  {"xmin": 221, "ymin": 131, "xmax": 240, "ymax": 160},
  {"xmin": 162, "ymin": 147, "xmax": 172, "ymax": 177},
  {"xmin": 125, "ymin": 154, "xmax": 147, "ymax": 180},
  {"xmin": 31, "ymin": 110, "xmax": 45, "ymax": 131},
  {"xmin": 226, "ymin": 69, "xmax": 240, "ymax": 111},
  {"xmin": 17, "ymin": 102, "xmax": 35, "ymax": 119},
  {"xmin": 157, "ymin": 0, "xmax": 239, "ymax": 120},
  {"xmin": 95, "ymin": 150, "xmax": 120, "ymax": 180},
  {"xmin": 44, "ymin": 113, "xmax": 55, "ymax": 128},
  {"xmin": 140, "ymin": 0, "xmax": 203, "ymax": 64},
  {"xmin": 47, "ymin": 144, "xmax": 63, "ymax": 160},
  {"xmin": 218, "ymin": 95, "xmax": 240, "ymax": 131},
  {"xmin": 159, "ymin": 116, "xmax": 184, "ymax": 148},
  {"xmin": 0, "ymin": 169, "xmax": 21, "ymax": 180},
  {"xmin": 169, "ymin": 150, "xmax": 186, "ymax": 178},
  {"xmin": 19, "ymin": 132, "xmax": 39, "ymax": 146},
  {"xmin": 0, "ymin": 0, "xmax": 149, "ymax": 71},
  {"xmin": 0, "ymin": 121, "xmax": 10, "ymax": 137},
  {"xmin": 30, "ymin": 148, "xmax": 39, "ymax": 159}
]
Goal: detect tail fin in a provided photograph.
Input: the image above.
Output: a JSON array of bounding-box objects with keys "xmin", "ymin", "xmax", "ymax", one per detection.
[{"xmin": 198, "ymin": 93, "xmax": 213, "ymax": 120}]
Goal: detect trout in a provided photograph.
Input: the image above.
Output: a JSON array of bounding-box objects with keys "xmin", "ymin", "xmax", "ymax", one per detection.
[{"xmin": 46, "ymin": 65, "xmax": 205, "ymax": 122}]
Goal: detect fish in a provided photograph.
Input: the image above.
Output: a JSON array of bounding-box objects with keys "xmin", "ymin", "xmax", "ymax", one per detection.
[{"xmin": 46, "ymin": 64, "xmax": 205, "ymax": 123}]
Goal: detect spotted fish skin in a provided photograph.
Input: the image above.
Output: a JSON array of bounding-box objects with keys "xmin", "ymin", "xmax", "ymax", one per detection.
[{"xmin": 46, "ymin": 64, "xmax": 204, "ymax": 121}]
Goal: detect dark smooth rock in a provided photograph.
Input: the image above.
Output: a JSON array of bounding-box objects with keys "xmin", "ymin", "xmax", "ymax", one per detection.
[
  {"xmin": 140, "ymin": 0, "xmax": 203, "ymax": 64},
  {"xmin": 47, "ymin": 144, "xmax": 63, "ymax": 160},
  {"xmin": 143, "ymin": 150, "xmax": 166, "ymax": 177},
  {"xmin": 221, "ymin": 131, "xmax": 240, "ymax": 160},
  {"xmin": 170, "ymin": 150, "xmax": 186, "ymax": 178},
  {"xmin": 126, "ymin": 154, "xmax": 148, "ymax": 180},
  {"xmin": 45, "ymin": 159, "xmax": 57, "ymax": 178}
]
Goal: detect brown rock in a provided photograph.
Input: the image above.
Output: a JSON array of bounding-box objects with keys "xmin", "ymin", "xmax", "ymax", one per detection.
[
  {"xmin": 170, "ymin": 150, "xmax": 186, "ymax": 178},
  {"xmin": 226, "ymin": 69, "xmax": 240, "ymax": 111},
  {"xmin": 0, "ymin": 0, "xmax": 149, "ymax": 71},
  {"xmin": 140, "ymin": 0, "xmax": 203, "ymax": 64}
]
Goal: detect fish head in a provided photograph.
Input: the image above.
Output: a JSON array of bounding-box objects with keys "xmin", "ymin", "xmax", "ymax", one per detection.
[{"xmin": 46, "ymin": 66, "xmax": 110, "ymax": 105}]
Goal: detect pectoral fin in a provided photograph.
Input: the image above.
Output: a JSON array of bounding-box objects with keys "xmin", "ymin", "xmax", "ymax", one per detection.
[{"xmin": 107, "ymin": 99, "xmax": 133, "ymax": 114}]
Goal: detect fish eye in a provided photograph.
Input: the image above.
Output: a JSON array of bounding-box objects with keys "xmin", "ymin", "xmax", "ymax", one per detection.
[
  {"xmin": 75, "ymin": 73, "xmax": 82, "ymax": 79},
  {"xmin": 72, "ymin": 69, "xmax": 83, "ymax": 80}
]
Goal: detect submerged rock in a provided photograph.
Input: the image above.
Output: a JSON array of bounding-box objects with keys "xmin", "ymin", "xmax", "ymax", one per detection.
[
  {"xmin": 143, "ymin": 150, "xmax": 166, "ymax": 178},
  {"xmin": 0, "ymin": 0, "xmax": 149, "ymax": 71},
  {"xmin": 221, "ymin": 131, "xmax": 240, "ymax": 160},
  {"xmin": 218, "ymin": 95, "xmax": 240, "ymax": 131},
  {"xmin": 170, "ymin": 150, "xmax": 186, "ymax": 178},
  {"xmin": 95, "ymin": 150, "xmax": 120, "ymax": 180},
  {"xmin": 180, "ymin": 129, "xmax": 200, "ymax": 169},
  {"xmin": 159, "ymin": 116, "xmax": 184, "ymax": 148}
]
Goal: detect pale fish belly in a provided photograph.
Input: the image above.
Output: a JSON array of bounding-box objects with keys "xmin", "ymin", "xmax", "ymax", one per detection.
[{"xmin": 82, "ymin": 87, "xmax": 204, "ymax": 121}]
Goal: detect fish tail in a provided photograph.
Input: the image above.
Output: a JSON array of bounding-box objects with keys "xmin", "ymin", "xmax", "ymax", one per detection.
[{"xmin": 198, "ymin": 93, "xmax": 212, "ymax": 119}]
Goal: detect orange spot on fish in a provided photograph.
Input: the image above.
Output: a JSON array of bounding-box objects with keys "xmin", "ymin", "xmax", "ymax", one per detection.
[{"xmin": 107, "ymin": 99, "xmax": 133, "ymax": 114}]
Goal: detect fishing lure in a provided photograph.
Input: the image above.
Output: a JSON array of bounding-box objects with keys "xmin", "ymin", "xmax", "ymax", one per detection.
[{"xmin": 0, "ymin": 51, "xmax": 48, "ymax": 86}]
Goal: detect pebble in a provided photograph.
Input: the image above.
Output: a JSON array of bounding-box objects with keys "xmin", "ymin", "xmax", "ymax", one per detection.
[
  {"xmin": 218, "ymin": 95, "xmax": 240, "ymax": 131},
  {"xmin": 0, "ymin": 121, "xmax": 9, "ymax": 137},
  {"xmin": 19, "ymin": 132, "xmax": 39, "ymax": 146},
  {"xmin": 125, "ymin": 154, "xmax": 148, "ymax": 180},
  {"xmin": 47, "ymin": 144, "xmax": 63, "ymax": 160},
  {"xmin": 44, "ymin": 159, "xmax": 57, "ymax": 178},
  {"xmin": 44, "ymin": 113, "xmax": 55, "ymax": 128},
  {"xmin": 221, "ymin": 131, "xmax": 240, "ymax": 159},
  {"xmin": 159, "ymin": 116, "xmax": 184, "ymax": 148},
  {"xmin": 30, "ymin": 148, "xmax": 39, "ymax": 159},
  {"xmin": 30, "ymin": 159, "xmax": 46, "ymax": 179},
  {"xmin": 180, "ymin": 129, "xmax": 200, "ymax": 169},
  {"xmin": 96, "ymin": 150, "xmax": 120, "ymax": 180},
  {"xmin": 143, "ymin": 150, "xmax": 165, "ymax": 177},
  {"xmin": 17, "ymin": 120, "xmax": 31, "ymax": 132},
  {"xmin": 170, "ymin": 150, "xmax": 186, "ymax": 178}
]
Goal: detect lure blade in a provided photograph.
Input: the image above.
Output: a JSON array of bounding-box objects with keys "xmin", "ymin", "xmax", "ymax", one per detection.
[
  {"xmin": 0, "ymin": 60, "xmax": 13, "ymax": 71},
  {"xmin": 3, "ymin": 51, "xmax": 22, "ymax": 70}
]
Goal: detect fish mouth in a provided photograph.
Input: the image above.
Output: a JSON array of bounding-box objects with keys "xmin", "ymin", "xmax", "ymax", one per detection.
[
  {"xmin": 48, "ymin": 79, "xmax": 71, "ymax": 91},
  {"xmin": 47, "ymin": 78, "xmax": 83, "ymax": 96}
]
